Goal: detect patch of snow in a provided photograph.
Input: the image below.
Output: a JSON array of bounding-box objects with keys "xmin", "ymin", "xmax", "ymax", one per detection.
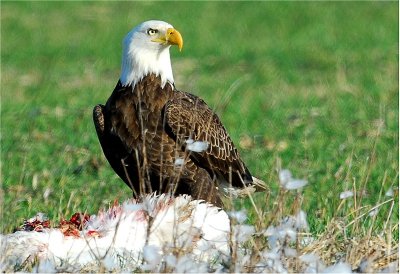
[
  {"xmin": 143, "ymin": 245, "xmax": 161, "ymax": 266},
  {"xmin": 228, "ymin": 210, "xmax": 247, "ymax": 223},
  {"xmin": 295, "ymin": 210, "xmax": 309, "ymax": 230},
  {"xmin": 369, "ymin": 208, "xmax": 379, "ymax": 217},
  {"xmin": 322, "ymin": 262, "xmax": 352, "ymax": 273},
  {"xmin": 186, "ymin": 139, "xmax": 209, "ymax": 152},
  {"xmin": 385, "ymin": 187, "xmax": 393, "ymax": 197},
  {"xmin": 174, "ymin": 157, "xmax": 185, "ymax": 166},
  {"xmin": 1, "ymin": 192, "xmax": 395, "ymax": 273},
  {"xmin": 379, "ymin": 261, "xmax": 399, "ymax": 273},
  {"xmin": 340, "ymin": 190, "xmax": 354, "ymax": 199},
  {"xmin": 233, "ymin": 224, "xmax": 255, "ymax": 243},
  {"xmin": 279, "ymin": 169, "xmax": 292, "ymax": 185},
  {"xmin": 32, "ymin": 259, "xmax": 57, "ymax": 273},
  {"xmin": 285, "ymin": 179, "xmax": 308, "ymax": 190},
  {"xmin": 284, "ymin": 247, "xmax": 297, "ymax": 257},
  {"xmin": 300, "ymin": 253, "xmax": 320, "ymax": 264},
  {"xmin": 279, "ymin": 169, "xmax": 308, "ymax": 190},
  {"xmin": 0, "ymin": 194, "xmax": 230, "ymax": 272}
]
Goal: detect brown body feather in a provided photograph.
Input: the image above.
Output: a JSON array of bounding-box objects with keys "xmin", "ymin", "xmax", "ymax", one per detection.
[{"xmin": 93, "ymin": 74, "xmax": 254, "ymax": 206}]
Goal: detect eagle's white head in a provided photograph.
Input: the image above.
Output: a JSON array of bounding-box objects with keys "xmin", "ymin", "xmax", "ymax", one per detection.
[{"xmin": 120, "ymin": 20, "xmax": 183, "ymax": 88}]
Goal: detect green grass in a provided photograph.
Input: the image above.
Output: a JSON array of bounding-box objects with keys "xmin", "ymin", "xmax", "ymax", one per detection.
[{"xmin": 1, "ymin": 1, "xmax": 398, "ymax": 238}]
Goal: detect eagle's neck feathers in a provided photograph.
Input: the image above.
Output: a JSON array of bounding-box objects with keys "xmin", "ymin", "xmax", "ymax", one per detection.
[{"xmin": 120, "ymin": 44, "xmax": 174, "ymax": 89}]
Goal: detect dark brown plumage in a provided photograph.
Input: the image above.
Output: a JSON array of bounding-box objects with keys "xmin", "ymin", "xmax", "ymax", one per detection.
[
  {"xmin": 94, "ymin": 74, "xmax": 260, "ymax": 206},
  {"xmin": 93, "ymin": 20, "xmax": 265, "ymax": 206}
]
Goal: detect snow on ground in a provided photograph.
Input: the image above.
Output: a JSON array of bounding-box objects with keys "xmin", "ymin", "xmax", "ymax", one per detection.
[{"xmin": 1, "ymin": 171, "xmax": 398, "ymax": 273}]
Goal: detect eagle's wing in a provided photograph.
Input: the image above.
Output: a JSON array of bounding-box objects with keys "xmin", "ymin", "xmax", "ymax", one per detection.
[
  {"xmin": 93, "ymin": 102, "xmax": 139, "ymax": 192},
  {"xmin": 164, "ymin": 91, "xmax": 252, "ymax": 187}
]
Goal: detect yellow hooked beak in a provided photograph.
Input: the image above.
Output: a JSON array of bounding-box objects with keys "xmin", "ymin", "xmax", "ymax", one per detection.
[
  {"xmin": 166, "ymin": 28, "xmax": 183, "ymax": 51},
  {"xmin": 153, "ymin": 28, "xmax": 183, "ymax": 51}
]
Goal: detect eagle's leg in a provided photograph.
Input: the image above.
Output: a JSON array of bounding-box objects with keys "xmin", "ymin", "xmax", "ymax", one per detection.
[{"xmin": 189, "ymin": 169, "xmax": 223, "ymax": 207}]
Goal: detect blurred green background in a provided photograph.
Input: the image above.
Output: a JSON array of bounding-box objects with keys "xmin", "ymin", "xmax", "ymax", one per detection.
[{"xmin": 1, "ymin": 1, "xmax": 398, "ymax": 234}]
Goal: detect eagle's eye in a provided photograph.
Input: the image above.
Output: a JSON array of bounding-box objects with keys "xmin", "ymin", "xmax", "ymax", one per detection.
[{"xmin": 147, "ymin": 28, "xmax": 158, "ymax": 36}]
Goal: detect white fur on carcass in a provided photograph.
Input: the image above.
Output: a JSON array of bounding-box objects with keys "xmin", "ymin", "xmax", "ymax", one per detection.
[{"xmin": 0, "ymin": 194, "xmax": 230, "ymax": 272}]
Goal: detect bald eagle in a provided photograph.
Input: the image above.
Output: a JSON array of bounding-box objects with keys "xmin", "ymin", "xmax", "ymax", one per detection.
[{"xmin": 93, "ymin": 20, "xmax": 266, "ymax": 206}]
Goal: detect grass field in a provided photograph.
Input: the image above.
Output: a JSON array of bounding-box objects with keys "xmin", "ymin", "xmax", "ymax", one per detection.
[{"xmin": 1, "ymin": 0, "xmax": 398, "ymax": 247}]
